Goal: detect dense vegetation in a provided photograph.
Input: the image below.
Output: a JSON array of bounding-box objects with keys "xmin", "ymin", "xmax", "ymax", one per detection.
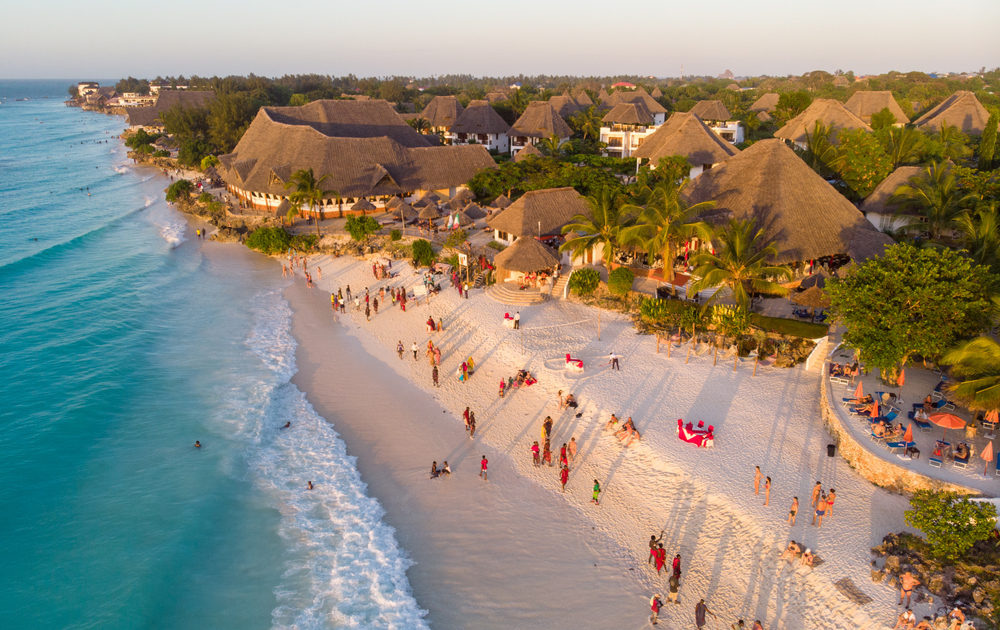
[{"xmin": 245, "ymin": 227, "xmax": 292, "ymax": 255}]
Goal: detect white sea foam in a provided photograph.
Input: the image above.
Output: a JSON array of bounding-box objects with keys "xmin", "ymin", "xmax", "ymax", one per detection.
[
  {"xmin": 237, "ymin": 290, "xmax": 428, "ymax": 629},
  {"xmin": 156, "ymin": 219, "xmax": 187, "ymax": 248}
]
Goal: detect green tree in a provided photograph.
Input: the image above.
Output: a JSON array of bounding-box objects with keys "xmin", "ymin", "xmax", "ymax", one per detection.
[
  {"xmin": 904, "ymin": 491, "xmax": 996, "ymax": 561},
  {"xmin": 560, "ymin": 187, "xmax": 633, "ymax": 268},
  {"xmin": 802, "ymin": 122, "xmax": 838, "ymax": 176},
  {"xmin": 869, "ymin": 107, "xmax": 897, "ymax": 131},
  {"xmin": 165, "ymin": 179, "xmax": 194, "ymax": 203},
  {"xmin": 832, "ymin": 129, "xmax": 893, "ymax": 199},
  {"xmin": 538, "ymin": 135, "xmax": 565, "ymax": 157},
  {"xmin": 288, "ymin": 93, "xmax": 308, "ymax": 107},
  {"xmin": 245, "ymin": 226, "xmax": 292, "ymax": 255},
  {"xmin": 941, "ymin": 337, "xmax": 1000, "ymax": 412},
  {"xmin": 773, "ymin": 91, "xmax": 812, "ymax": 124},
  {"xmin": 978, "ymin": 112, "xmax": 998, "ymax": 171},
  {"xmin": 620, "ymin": 180, "xmax": 713, "ymax": 284},
  {"xmin": 507, "ymin": 89, "xmax": 529, "ymax": 117},
  {"xmin": 407, "ymin": 117, "xmax": 430, "ymax": 133},
  {"xmin": 569, "ymin": 105, "xmax": 603, "ymax": 141},
  {"xmin": 876, "ymin": 125, "xmax": 924, "ymax": 169},
  {"xmin": 825, "ymin": 243, "xmax": 995, "ymax": 373},
  {"xmin": 200, "ymin": 154, "xmax": 219, "ymax": 171},
  {"xmin": 284, "ymin": 168, "xmax": 336, "ymax": 237},
  {"xmin": 607, "ymin": 266, "xmax": 634, "ymax": 297},
  {"xmin": 955, "ymin": 203, "xmax": 1000, "ymax": 272},
  {"xmin": 411, "ymin": 239, "xmax": 436, "ymax": 267},
  {"xmin": 890, "ymin": 162, "xmax": 974, "ymax": 241},
  {"xmin": 208, "ymin": 91, "xmax": 263, "ymax": 152},
  {"xmin": 924, "ymin": 123, "xmax": 971, "ymax": 161},
  {"xmin": 344, "ymin": 215, "xmax": 380, "ymax": 242},
  {"xmin": 568, "ymin": 268, "xmax": 601, "ymax": 296}
]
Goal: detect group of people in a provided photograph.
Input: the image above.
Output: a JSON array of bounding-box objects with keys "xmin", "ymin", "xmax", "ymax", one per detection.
[
  {"xmin": 779, "ymin": 540, "xmax": 815, "ymax": 567},
  {"xmin": 828, "ymin": 361, "xmax": 860, "ymax": 383},
  {"xmin": 753, "ymin": 466, "xmax": 772, "ymax": 506},
  {"xmin": 448, "ymin": 271, "xmax": 471, "ymax": 298},
  {"xmin": 462, "ymin": 407, "xmax": 478, "ymax": 438},
  {"xmin": 498, "ymin": 369, "xmax": 536, "ymax": 397},
  {"xmin": 429, "ymin": 460, "xmax": 451, "ymax": 478},
  {"xmin": 810, "ymin": 481, "xmax": 835, "ymax": 527},
  {"xmin": 604, "ymin": 414, "xmax": 641, "ymax": 447}
]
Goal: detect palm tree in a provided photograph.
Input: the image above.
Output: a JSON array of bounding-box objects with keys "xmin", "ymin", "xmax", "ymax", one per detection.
[
  {"xmin": 687, "ymin": 218, "xmax": 792, "ymax": 312},
  {"xmin": 932, "ymin": 123, "xmax": 971, "ymax": 161},
  {"xmin": 877, "ymin": 125, "xmax": 924, "ymax": 168},
  {"xmin": 538, "ymin": 135, "xmax": 564, "ymax": 157},
  {"xmin": 285, "ymin": 168, "xmax": 336, "ymax": 237},
  {"xmin": 620, "ymin": 180, "xmax": 714, "ymax": 284},
  {"xmin": 803, "ymin": 121, "xmax": 838, "ymax": 175},
  {"xmin": 955, "ymin": 202, "xmax": 1000, "ymax": 273},
  {"xmin": 407, "ymin": 117, "xmax": 430, "ymax": 134},
  {"xmin": 560, "ymin": 187, "xmax": 633, "ymax": 268},
  {"xmin": 890, "ymin": 161, "xmax": 974, "ymax": 241},
  {"xmin": 941, "ymin": 336, "xmax": 1000, "ymax": 413},
  {"xmin": 507, "ymin": 89, "xmax": 529, "ymax": 117},
  {"xmin": 569, "ymin": 106, "xmax": 602, "ymax": 141}
]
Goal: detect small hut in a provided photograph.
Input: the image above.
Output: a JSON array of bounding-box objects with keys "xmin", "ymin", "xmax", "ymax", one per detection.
[
  {"xmin": 395, "ymin": 202, "xmax": 417, "ymax": 223},
  {"xmin": 351, "ymin": 198, "xmax": 376, "ymax": 214},
  {"xmin": 463, "ymin": 203, "xmax": 487, "ymax": 220},
  {"xmin": 513, "ymin": 143, "xmax": 543, "ymax": 162},
  {"xmin": 493, "ymin": 237, "xmax": 560, "ymax": 284},
  {"xmin": 491, "ymin": 194, "xmax": 512, "ymax": 209}
]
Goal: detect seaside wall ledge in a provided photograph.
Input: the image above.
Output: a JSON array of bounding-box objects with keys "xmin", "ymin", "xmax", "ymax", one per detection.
[{"xmin": 820, "ymin": 378, "xmax": 981, "ymax": 496}]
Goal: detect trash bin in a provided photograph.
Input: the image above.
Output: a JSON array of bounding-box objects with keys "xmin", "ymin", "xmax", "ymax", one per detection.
[{"xmin": 827, "ymin": 444, "xmax": 836, "ymax": 457}]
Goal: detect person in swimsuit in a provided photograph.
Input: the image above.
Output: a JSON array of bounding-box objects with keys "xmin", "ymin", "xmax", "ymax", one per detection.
[
  {"xmin": 605, "ymin": 414, "xmax": 620, "ymax": 431},
  {"xmin": 813, "ymin": 494, "xmax": 828, "ymax": 527},
  {"xmin": 440, "ymin": 461, "xmax": 451, "ymax": 476},
  {"xmin": 826, "ymin": 489, "xmax": 836, "ymax": 517},
  {"xmin": 754, "ymin": 466, "xmax": 762, "ymax": 495},
  {"xmin": 788, "ymin": 496, "xmax": 798, "ymax": 525},
  {"xmin": 780, "ymin": 540, "xmax": 801, "ymax": 561},
  {"xmin": 811, "ymin": 481, "xmax": 822, "ymax": 508},
  {"xmin": 430, "ymin": 461, "xmax": 439, "ymax": 478},
  {"xmin": 763, "ymin": 477, "xmax": 771, "ymax": 506},
  {"xmin": 648, "ymin": 531, "xmax": 664, "ymax": 565},
  {"xmin": 568, "ymin": 437, "xmax": 577, "ymax": 463},
  {"xmin": 800, "ymin": 548, "xmax": 813, "ymax": 567},
  {"xmin": 194, "ymin": 441, "xmax": 201, "ymax": 448},
  {"xmin": 899, "ymin": 571, "xmax": 920, "ymax": 607}
]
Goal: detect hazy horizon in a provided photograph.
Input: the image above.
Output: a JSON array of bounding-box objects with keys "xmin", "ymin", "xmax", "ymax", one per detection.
[{"xmin": 2, "ymin": 0, "xmax": 997, "ymax": 80}]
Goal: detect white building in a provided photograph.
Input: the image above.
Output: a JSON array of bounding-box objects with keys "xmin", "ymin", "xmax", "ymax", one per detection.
[
  {"xmin": 509, "ymin": 102, "xmax": 572, "ymax": 156},
  {"xmin": 689, "ymin": 100, "xmax": 744, "ymax": 144},
  {"xmin": 448, "ymin": 100, "xmax": 510, "ymax": 153},
  {"xmin": 632, "ymin": 112, "xmax": 740, "ymax": 180},
  {"xmin": 599, "ymin": 102, "xmax": 659, "ymax": 158}
]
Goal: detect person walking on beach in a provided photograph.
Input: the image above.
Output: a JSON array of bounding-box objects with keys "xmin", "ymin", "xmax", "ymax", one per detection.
[
  {"xmin": 542, "ymin": 439, "xmax": 552, "ymax": 467},
  {"xmin": 648, "ymin": 531, "xmax": 664, "ymax": 565},
  {"xmin": 468, "ymin": 412, "xmax": 476, "ymax": 438},
  {"xmin": 609, "ymin": 351, "xmax": 620, "ymax": 370},
  {"xmin": 667, "ymin": 573, "xmax": 680, "ymax": 604},
  {"xmin": 411, "ymin": 342, "xmax": 418, "ymax": 360},
  {"xmin": 764, "ymin": 477, "xmax": 771, "ymax": 506},
  {"xmin": 499, "ymin": 379, "xmax": 506, "ymax": 398},
  {"xmin": 654, "ymin": 543, "xmax": 666, "ymax": 574},
  {"xmin": 899, "ymin": 570, "xmax": 920, "ymax": 607},
  {"xmin": 672, "ymin": 553, "xmax": 681, "ymax": 579},
  {"xmin": 568, "ymin": 437, "xmax": 577, "ymax": 463},
  {"xmin": 559, "ymin": 443, "xmax": 568, "ymax": 468},
  {"xmin": 480, "ymin": 455, "xmax": 488, "ymax": 481},
  {"xmin": 372, "ymin": 297, "xmax": 378, "ymax": 315},
  {"xmin": 463, "ymin": 407, "xmax": 472, "ymax": 431},
  {"xmin": 811, "ymin": 481, "xmax": 822, "ymax": 508},
  {"xmin": 463, "ymin": 282, "xmax": 469, "ymax": 299},
  {"xmin": 813, "ymin": 494, "xmax": 828, "ymax": 527},
  {"xmin": 649, "ymin": 593, "xmax": 664, "ymax": 625},
  {"xmin": 365, "ymin": 304, "xmax": 371, "ymax": 321},
  {"xmin": 432, "ymin": 364, "xmax": 439, "ymax": 387},
  {"xmin": 754, "ymin": 466, "xmax": 762, "ymax": 495},
  {"xmin": 542, "ymin": 416, "xmax": 553, "ymax": 443},
  {"xmin": 559, "ymin": 465, "xmax": 569, "ymax": 492},
  {"xmin": 591, "ymin": 479, "xmax": 601, "ymax": 505},
  {"xmin": 346, "ymin": 285, "xmax": 351, "ymax": 301},
  {"xmin": 826, "ymin": 488, "xmax": 836, "ymax": 517},
  {"xmin": 397, "ymin": 341, "xmax": 404, "ymax": 360},
  {"xmin": 513, "ymin": 311, "xmax": 520, "ymax": 330},
  {"xmin": 531, "ymin": 441, "xmax": 540, "ymax": 466},
  {"xmin": 695, "ymin": 599, "xmax": 716, "ymax": 629},
  {"xmin": 789, "ymin": 497, "xmax": 799, "ymax": 525}
]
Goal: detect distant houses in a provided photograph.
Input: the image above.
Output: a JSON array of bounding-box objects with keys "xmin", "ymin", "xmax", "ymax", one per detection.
[
  {"xmin": 688, "ymin": 100, "xmax": 744, "ymax": 144},
  {"xmin": 216, "ymin": 99, "xmax": 495, "ymax": 215},
  {"xmin": 749, "ymin": 93, "xmax": 779, "ymax": 122},
  {"xmin": 125, "ymin": 90, "xmax": 216, "ymax": 128},
  {"xmin": 599, "ymin": 102, "xmax": 658, "ymax": 158},
  {"xmin": 509, "ymin": 102, "xmax": 572, "ymax": 157},
  {"xmin": 774, "ymin": 99, "xmax": 871, "ymax": 149},
  {"xmin": 844, "ymin": 91, "xmax": 910, "ymax": 125}
]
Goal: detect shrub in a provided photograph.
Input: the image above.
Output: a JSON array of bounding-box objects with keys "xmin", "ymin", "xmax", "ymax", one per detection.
[
  {"xmin": 568, "ymin": 268, "xmax": 601, "ymax": 296},
  {"xmin": 200, "ymin": 155, "xmax": 219, "ymax": 171},
  {"xmin": 411, "ymin": 239, "xmax": 436, "ymax": 267},
  {"xmin": 905, "ymin": 491, "xmax": 996, "ymax": 561},
  {"xmin": 344, "ymin": 215, "xmax": 380, "ymax": 242},
  {"xmin": 134, "ymin": 144, "xmax": 153, "ymax": 155},
  {"xmin": 487, "ymin": 240, "xmax": 505, "ymax": 251},
  {"xmin": 444, "ymin": 254, "xmax": 460, "ymax": 269},
  {"xmin": 124, "ymin": 128, "xmax": 160, "ymax": 149},
  {"xmin": 165, "ymin": 179, "xmax": 194, "ymax": 203},
  {"xmin": 152, "ymin": 149, "xmax": 170, "ymax": 158},
  {"xmin": 389, "ymin": 229, "xmax": 402, "ymax": 241},
  {"xmin": 289, "ymin": 234, "xmax": 318, "ymax": 251},
  {"xmin": 444, "ymin": 229, "xmax": 467, "ymax": 249},
  {"xmin": 197, "ymin": 192, "xmax": 214, "ymax": 204},
  {"xmin": 607, "ymin": 267, "xmax": 634, "ymax": 296},
  {"xmin": 245, "ymin": 227, "xmax": 291, "ymax": 255},
  {"xmin": 749, "ymin": 314, "xmax": 829, "ymax": 339}
]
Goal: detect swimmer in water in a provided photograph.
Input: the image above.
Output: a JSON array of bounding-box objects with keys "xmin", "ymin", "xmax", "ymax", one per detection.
[
  {"xmin": 194, "ymin": 441, "xmax": 201, "ymax": 448},
  {"xmin": 307, "ymin": 481, "xmax": 314, "ymax": 490},
  {"xmin": 281, "ymin": 422, "xmax": 291, "ymax": 429}
]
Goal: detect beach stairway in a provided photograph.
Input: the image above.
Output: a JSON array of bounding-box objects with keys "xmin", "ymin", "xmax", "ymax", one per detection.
[
  {"xmin": 550, "ymin": 274, "xmax": 570, "ymax": 298},
  {"xmin": 486, "ymin": 282, "xmax": 546, "ymax": 305}
]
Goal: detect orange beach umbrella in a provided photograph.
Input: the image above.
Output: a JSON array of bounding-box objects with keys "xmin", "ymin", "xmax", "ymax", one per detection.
[
  {"xmin": 929, "ymin": 412, "xmax": 966, "ymax": 441},
  {"xmin": 902, "ymin": 423, "xmax": 913, "ymax": 444},
  {"xmin": 869, "ymin": 400, "xmax": 880, "ymax": 419},
  {"xmin": 986, "ymin": 409, "xmax": 999, "ymax": 424},
  {"xmin": 853, "ymin": 382, "xmax": 863, "ymax": 399},
  {"xmin": 981, "ymin": 441, "xmax": 994, "ymax": 475}
]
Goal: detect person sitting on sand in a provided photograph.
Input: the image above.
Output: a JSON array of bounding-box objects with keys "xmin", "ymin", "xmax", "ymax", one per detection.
[
  {"xmin": 564, "ymin": 393, "xmax": 577, "ymax": 408},
  {"xmin": 615, "ymin": 417, "xmax": 635, "ymax": 440},
  {"xmin": 605, "ymin": 414, "xmax": 620, "ymax": 431},
  {"xmin": 440, "ymin": 461, "xmax": 451, "ymax": 476},
  {"xmin": 780, "ymin": 540, "xmax": 801, "ymax": 561},
  {"xmin": 430, "ymin": 461, "xmax": 440, "ymax": 478},
  {"xmin": 800, "ymin": 548, "xmax": 814, "ymax": 567},
  {"xmin": 893, "ymin": 609, "xmax": 916, "ymax": 629}
]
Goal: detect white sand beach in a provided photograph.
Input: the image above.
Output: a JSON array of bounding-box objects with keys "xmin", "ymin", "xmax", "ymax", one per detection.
[{"xmin": 285, "ymin": 252, "xmax": 923, "ymax": 629}]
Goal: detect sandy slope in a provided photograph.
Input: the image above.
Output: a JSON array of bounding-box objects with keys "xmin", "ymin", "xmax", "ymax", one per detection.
[{"xmin": 288, "ymin": 253, "xmax": 919, "ymax": 629}]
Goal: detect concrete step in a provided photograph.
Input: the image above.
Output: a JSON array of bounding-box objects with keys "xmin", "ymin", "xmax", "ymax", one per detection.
[{"xmin": 486, "ymin": 283, "xmax": 547, "ymax": 305}]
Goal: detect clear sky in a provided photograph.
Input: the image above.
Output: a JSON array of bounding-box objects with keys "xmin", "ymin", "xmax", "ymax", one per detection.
[{"xmin": 1, "ymin": 0, "xmax": 998, "ymax": 79}]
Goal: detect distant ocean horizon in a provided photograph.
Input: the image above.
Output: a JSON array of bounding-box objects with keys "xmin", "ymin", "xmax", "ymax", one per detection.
[{"xmin": 0, "ymin": 80, "xmax": 426, "ymax": 629}]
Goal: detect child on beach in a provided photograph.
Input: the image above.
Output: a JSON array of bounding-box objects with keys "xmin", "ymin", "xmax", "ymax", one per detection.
[
  {"xmin": 480, "ymin": 455, "xmax": 488, "ymax": 481},
  {"xmin": 397, "ymin": 341, "xmax": 404, "ymax": 359},
  {"xmin": 499, "ymin": 380, "xmax": 505, "ymax": 398},
  {"xmin": 412, "ymin": 342, "xmax": 418, "ymax": 360},
  {"xmin": 789, "ymin": 497, "xmax": 798, "ymax": 525},
  {"xmin": 591, "ymin": 479, "xmax": 601, "ymax": 505},
  {"xmin": 560, "ymin": 465, "xmax": 569, "ymax": 492},
  {"xmin": 531, "ymin": 441, "xmax": 540, "ymax": 466}
]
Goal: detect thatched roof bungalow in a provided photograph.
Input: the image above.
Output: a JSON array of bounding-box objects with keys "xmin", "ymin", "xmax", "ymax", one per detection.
[
  {"xmin": 774, "ymin": 99, "xmax": 871, "ymax": 149},
  {"xmin": 509, "ymin": 102, "xmax": 572, "ymax": 156},
  {"xmin": 448, "ymin": 100, "xmax": 510, "ymax": 153},
  {"xmin": 914, "ymin": 91, "xmax": 990, "ymax": 135},
  {"xmin": 493, "ymin": 236, "xmax": 560, "ymax": 282},
  {"xmin": 420, "ymin": 95, "xmax": 463, "ymax": 135},
  {"xmin": 689, "ymin": 100, "xmax": 732, "ymax": 123},
  {"xmin": 513, "ymin": 142, "xmax": 543, "ymax": 162},
  {"xmin": 633, "ymin": 112, "xmax": 739, "ymax": 178},
  {"xmin": 217, "ymin": 100, "xmax": 495, "ymax": 216},
  {"xmin": 683, "ymin": 139, "xmax": 893, "ymax": 264},
  {"xmin": 859, "ymin": 166, "xmax": 922, "ymax": 231},
  {"xmin": 844, "ymin": 91, "xmax": 910, "ymax": 125},
  {"xmin": 487, "ymin": 187, "xmax": 590, "ymax": 244}
]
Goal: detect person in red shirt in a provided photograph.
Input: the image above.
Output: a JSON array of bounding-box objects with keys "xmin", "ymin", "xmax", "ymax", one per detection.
[
  {"xmin": 654, "ymin": 544, "xmax": 666, "ymax": 574},
  {"xmin": 480, "ymin": 455, "xmax": 488, "ymax": 481},
  {"xmin": 560, "ymin": 465, "xmax": 569, "ymax": 492},
  {"xmin": 672, "ymin": 553, "xmax": 681, "ymax": 578},
  {"xmin": 531, "ymin": 441, "xmax": 540, "ymax": 466}
]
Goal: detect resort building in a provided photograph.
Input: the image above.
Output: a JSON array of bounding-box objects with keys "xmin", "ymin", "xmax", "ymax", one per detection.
[
  {"xmin": 76, "ymin": 82, "xmax": 99, "ymax": 98},
  {"xmin": 447, "ymin": 100, "xmax": 510, "ymax": 153},
  {"xmin": 487, "ymin": 187, "xmax": 590, "ymax": 247},
  {"xmin": 688, "ymin": 100, "xmax": 744, "ymax": 144},
  {"xmin": 573, "ymin": 89, "xmax": 594, "ymax": 108},
  {"xmin": 632, "ymin": 112, "xmax": 740, "ymax": 179},
  {"xmin": 774, "ymin": 99, "xmax": 871, "ymax": 149},
  {"xmin": 859, "ymin": 166, "xmax": 923, "ymax": 232},
  {"xmin": 749, "ymin": 92, "xmax": 779, "ymax": 122},
  {"xmin": 512, "ymin": 143, "xmax": 543, "ymax": 162},
  {"xmin": 509, "ymin": 102, "xmax": 572, "ymax": 156},
  {"xmin": 599, "ymin": 102, "xmax": 658, "ymax": 158},
  {"xmin": 548, "ymin": 91, "xmax": 583, "ymax": 120},
  {"xmin": 124, "ymin": 90, "xmax": 215, "ymax": 128},
  {"xmin": 216, "ymin": 99, "xmax": 495, "ymax": 216},
  {"xmin": 913, "ymin": 90, "xmax": 991, "ymax": 135},
  {"xmin": 119, "ymin": 92, "xmax": 157, "ymax": 107},
  {"xmin": 603, "ymin": 87, "xmax": 667, "ymax": 125},
  {"xmin": 420, "ymin": 95, "xmax": 464, "ymax": 142},
  {"xmin": 844, "ymin": 91, "xmax": 910, "ymax": 126},
  {"xmin": 683, "ymin": 139, "xmax": 893, "ymax": 266}
]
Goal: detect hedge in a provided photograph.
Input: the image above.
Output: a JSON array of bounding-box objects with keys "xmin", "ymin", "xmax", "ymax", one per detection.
[{"xmin": 750, "ymin": 314, "xmax": 829, "ymax": 339}]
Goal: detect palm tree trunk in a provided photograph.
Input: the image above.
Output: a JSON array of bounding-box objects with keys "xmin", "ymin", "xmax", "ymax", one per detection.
[{"xmin": 662, "ymin": 243, "xmax": 675, "ymax": 284}]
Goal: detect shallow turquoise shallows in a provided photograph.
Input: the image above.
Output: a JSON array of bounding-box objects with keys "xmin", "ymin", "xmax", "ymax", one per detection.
[{"xmin": 0, "ymin": 81, "xmax": 425, "ymax": 630}]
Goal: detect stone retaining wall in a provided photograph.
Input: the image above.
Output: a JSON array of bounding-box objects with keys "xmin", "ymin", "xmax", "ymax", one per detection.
[{"xmin": 819, "ymin": 379, "xmax": 980, "ymax": 496}]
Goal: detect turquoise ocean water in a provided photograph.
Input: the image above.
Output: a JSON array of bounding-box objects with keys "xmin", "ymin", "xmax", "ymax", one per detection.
[{"xmin": 0, "ymin": 81, "xmax": 426, "ymax": 629}]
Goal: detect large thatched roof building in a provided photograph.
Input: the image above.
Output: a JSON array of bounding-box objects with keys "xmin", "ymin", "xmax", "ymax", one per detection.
[
  {"xmin": 689, "ymin": 100, "xmax": 732, "ymax": 122},
  {"xmin": 914, "ymin": 91, "xmax": 990, "ymax": 135},
  {"xmin": 420, "ymin": 95, "xmax": 464, "ymax": 133},
  {"xmin": 603, "ymin": 87, "xmax": 667, "ymax": 124},
  {"xmin": 859, "ymin": 166, "xmax": 923, "ymax": 231},
  {"xmin": 632, "ymin": 112, "xmax": 739, "ymax": 177},
  {"xmin": 448, "ymin": 100, "xmax": 510, "ymax": 153},
  {"xmin": 487, "ymin": 187, "xmax": 590, "ymax": 244},
  {"xmin": 217, "ymin": 100, "xmax": 495, "ymax": 215},
  {"xmin": 683, "ymin": 139, "xmax": 893, "ymax": 264},
  {"xmin": 775, "ymin": 99, "xmax": 871, "ymax": 148},
  {"xmin": 844, "ymin": 91, "xmax": 910, "ymax": 125},
  {"xmin": 125, "ymin": 90, "xmax": 215, "ymax": 128},
  {"xmin": 493, "ymin": 236, "xmax": 560, "ymax": 278},
  {"xmin": 602, "ymin": 102, "xmax": 654, "ymax": 126},
  {"xmin": 549, "ymin": 91, "xmax": 583, "ymax": 119},
  {"xmin": 509, "ymin": 102, "xmax": 572, "ymax": 156}
]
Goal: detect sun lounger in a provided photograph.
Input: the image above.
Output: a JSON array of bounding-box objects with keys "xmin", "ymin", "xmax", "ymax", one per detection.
[
  {"xmin": 929, "ymin": 457, "xmax": 943, "ymax": 468},
  {"xmin": 886, "ymin": 440, "xmax": 915, "ymax": 454},
  {"xmin": 995, "ymin": 453, "xmax": 1000, "ymax": 476},
  {"xmin": 953, "ymin": 456, "xmax": 970, "ymax": 469}
]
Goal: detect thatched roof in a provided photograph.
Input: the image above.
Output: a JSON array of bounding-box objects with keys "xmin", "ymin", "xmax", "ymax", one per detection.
[
  {"xmin": 573, "ymin": 89, "xmax": 594, "ymax": 107},
  {"xmin": 394, "ymin": 203, "xmax": 417, "ymax": 220},
  {"xmin": 413, "ymin": 196, "xmax": 433, "ymax": 208},
  {"xmin": 914, "ymin": 90, "xmax": 990, "ymax": 135},
  {"xmin": 650, "ymin": 86, "xmax": 663, "ymax": 99},
  {"xmin": 491, "ymin": 194, "xmax": 511, "ymax": 209},
  {"xmin": 633, "ymin": 112, "xmax": 739, "ymax": 166},
  {"xmin": 844, "ymin": 91, "xmax": 910, "ymax": 125},
  {"xmin": 510, "ymin": 102, "xmax": 572, "ymax": 139},
  {"xmin": 682, "ymin": 139, "xmax": 893, "ymax": 263},
  {"xmin": 420, "ymin": 95, "xmax": 463, "ymax": 129},
  {"xmin": 450, "ymin": 100, "xmax": 510, "ymax": 135},
  {"xmin": 602, "ymin": 101, "xmax": 654, "ymax": 126},
  {"xmin": 689, "ymin": 100, "xmax": 731, "ymax": 121},
  {"xmin": 275, "ymin": 198, "xmax": 291, "ymax": 218},
  {"xmin": 217, "ymin": 101, "xmax": 495, "ymax": 199},
  {"xmin": 125, "ymin": 90, "xmax": 215, "ymax": 127},
  {"xmin": 597, "ymin": 89, "xmax": 613, "ymax": 107},
  {"xmin": 493, "ymin": 237, "xmax": 560, "ymax": 273},
  {"xmin": 859, "ymin": 166, "xmax": 923, "ymax": 216},
  {"xmin": 774, "ymin": 99, "xmax": 871, "ymax": 145},
  {"xmin": 549, "ymin": 92, "xmax": 582, "ymax": 119},
  {"xmin": 351, "ymin": 198, "xmax": 376, "ymax": 211},
  {"xmin": 605, "ymin": 87, "xmax": 667, "ymax": 115},
  {"xmin": 799, "ymin": 270, "xmax": 829, "ymax": 289},
  {"xmin": 385, "ymin": 196, "xmax": 403, "ymax": 209},
  {"xmin": 750, "ymin": 92, "xmax": 779, "ymax": 113},
  {"xmin": 464, "ymin": 202, "xmax": 486, "ymax": 219},
  {"xmin": 513, "ymin": 143, "xmax": 544, "ymax": 162},
  {"xmin": 793, "ymin": 286, "xmax": 831, "ymax": 309},
  {"xmin": 487, "ymin": 187, "xmax": 590, "ymax": 238},
  {"xmin": 485, "ymin": 91, "xmax": 507, "ymax": 103},
  {"xmin": 418, "ymin": 204, "xmax": 440, "ymax": 219}
]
